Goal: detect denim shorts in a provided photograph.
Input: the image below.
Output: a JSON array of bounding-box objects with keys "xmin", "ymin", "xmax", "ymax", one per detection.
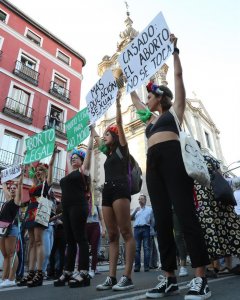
[
  {"xmin": 8, "ymin": 225, "xmax": 19, "ymax": 237},
  {"xmin": 0, "ymin": 224, "xmax": 19, "ymax": 239},
  {"xmin": 102, "ymin": 179, "xmax": 131, "ymax": 207}
]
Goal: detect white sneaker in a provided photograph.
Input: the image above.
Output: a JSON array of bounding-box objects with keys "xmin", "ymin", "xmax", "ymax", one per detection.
[
  {"xmin": 179, "ymin": 266, "xmax": 188, "ymax": 277},
  {"xmin": 0, "ymin": 279, "xmax": 16, "ymax": 288},
  {"xmin": 89, "ymin": 270, "xmax": 95, "ymax": 278},
  {"xmin": 186, "ymin": 256, "xmax": 191, "ymax": 265}
]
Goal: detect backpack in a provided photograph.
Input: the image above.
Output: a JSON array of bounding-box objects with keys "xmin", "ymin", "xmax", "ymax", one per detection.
[{"xmin": 116, "ymin": 147, "xmax": 143, "ymax": 195}]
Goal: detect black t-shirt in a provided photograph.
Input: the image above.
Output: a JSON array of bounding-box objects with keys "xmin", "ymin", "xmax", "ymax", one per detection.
[
  {"xmin": 60, "ymin": 169, "xmax": 88, "ymax": 207},
  {"xmin": 0, "ymin": 199, "xmax": 19, "ymax": 223},
  {"xmin": 104, "ymin": 144, "xmax": 129, "ymax": 182}
]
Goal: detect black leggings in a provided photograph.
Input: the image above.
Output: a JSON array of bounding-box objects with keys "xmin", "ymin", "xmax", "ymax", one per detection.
[
  {"xmin": 62, "ymin": 204, "xmax": 89, "ymax": 271},
  {"xmin": 146, "ymin": 140, "xmax": 210, "ymax": 272}
]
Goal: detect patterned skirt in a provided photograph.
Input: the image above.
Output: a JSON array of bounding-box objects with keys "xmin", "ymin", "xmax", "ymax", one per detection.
[{"xmin": 195, "ymin": 184, "xmax": 240, "ymax": 259}]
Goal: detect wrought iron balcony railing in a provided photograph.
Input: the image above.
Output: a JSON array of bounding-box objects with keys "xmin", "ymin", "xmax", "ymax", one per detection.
[
  {"xmin": 0, "ymin": 148, "xmax": 65, "ymax": 185},
  {"xmin": 43, "ymin": 115, "xmax": 66, "ymax": 139},
  {"xmin": 2, "ymin": 97, "xmax": 34, "ymax": 124},
  {"xmin": 49, "ymin": 81, "xmax": 70, "ymax": 103},
  {"xmin": 13, "ymin": 60, "xmax": 39, "ymax": 86},
  {"xmin": 0, "ymin": 149, "xmax": 24, "ymax": 170},
  {"xmin": 53, "ymin": 167, "xmax": 66, "ymax": 184}
]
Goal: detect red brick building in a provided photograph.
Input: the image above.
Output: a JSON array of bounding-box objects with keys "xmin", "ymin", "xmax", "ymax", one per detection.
[{"xmin": 0, "ymin": 0, "xmax": 86, "ymax": 203}]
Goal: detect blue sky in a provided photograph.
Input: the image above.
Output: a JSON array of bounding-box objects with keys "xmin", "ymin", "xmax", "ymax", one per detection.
[{"xmin": 7, "ymin": 0, "xmax": 240, "ymax": 174}]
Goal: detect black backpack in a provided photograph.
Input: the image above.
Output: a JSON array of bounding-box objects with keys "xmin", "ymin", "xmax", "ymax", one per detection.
[{"xmin": 116, "ymin": 147, "xmax": 143, "ymax": 195}]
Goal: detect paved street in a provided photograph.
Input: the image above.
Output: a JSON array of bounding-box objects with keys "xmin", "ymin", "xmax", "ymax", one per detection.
[{"xmin": 0, "ymin": 265, "xmax": 239, "ymax": 300}]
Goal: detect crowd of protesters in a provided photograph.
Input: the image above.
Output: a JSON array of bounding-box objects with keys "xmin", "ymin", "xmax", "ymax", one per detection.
[{"xmin": 1, "ymin": 34, "xmax": 240, "ymax": 300}]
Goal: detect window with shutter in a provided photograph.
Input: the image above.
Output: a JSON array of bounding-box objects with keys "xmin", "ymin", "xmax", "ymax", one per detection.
[
  {"xmin": 57, "ymin": 50, "xmax": 70, "ymax": 65},
  {"xmin": 26, "ymin": 29, "xmax": 42, "ymax": 46},
  {"xmin": 0, "ymin": 10, "xmax": 7, "ymax": 22}
]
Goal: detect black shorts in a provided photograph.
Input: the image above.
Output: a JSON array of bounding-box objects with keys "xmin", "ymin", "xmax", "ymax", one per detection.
[{"xmin": 102, "ymin": 179, "xmax": 131, "ymax": 207}]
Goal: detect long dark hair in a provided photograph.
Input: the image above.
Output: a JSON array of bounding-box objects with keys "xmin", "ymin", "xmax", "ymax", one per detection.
[{"xmin": 105, "ymin": 131, "xmax": 120, "ymax": 156}]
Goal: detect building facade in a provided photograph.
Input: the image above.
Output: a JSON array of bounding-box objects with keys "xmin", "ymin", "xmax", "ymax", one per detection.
[
  {"xmin": 0, "ymin": 0, "xmax": 86, "ymax": 204},
  {"xmin": 91, "ymin": 8, "xmax": 226, "ymax": 208}
]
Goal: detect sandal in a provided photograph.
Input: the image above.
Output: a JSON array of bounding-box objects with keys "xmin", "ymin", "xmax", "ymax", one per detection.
[
  {"xmin": 17, "ymin": 270, "xmax": 35, "ymax": 286},
  {"xmin": 27, "ymin": 270, "xmax": 43, "ymax": 287},
  {"xmin": 68, "ymin": 272, "xmax": 90, "ymax": 288},
  {"xmin": 54, "ymin": 271, "xmax": 73, "ymax": 287}
]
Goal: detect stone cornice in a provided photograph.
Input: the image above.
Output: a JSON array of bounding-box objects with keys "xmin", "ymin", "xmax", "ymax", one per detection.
[{"xmin": 186, "ymin": 99, "xmax": 220, "ymax": 134}]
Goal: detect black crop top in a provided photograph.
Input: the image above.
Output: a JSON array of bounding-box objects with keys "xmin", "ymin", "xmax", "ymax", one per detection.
[
  {"xmin": 104, "ymin": 144, "xmax": 129, "ymax": 182},
  {"xmin": 145, "ymin": 110, "xmax": 179, "ymax": 139}
]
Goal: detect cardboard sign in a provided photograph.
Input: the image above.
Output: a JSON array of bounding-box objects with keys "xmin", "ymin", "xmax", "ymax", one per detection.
[
  {"xmin": 118, "ymin": 12, "xmax": 173, "ymax": 94},
  {"xmin": 1, "ymin": 164, "xmax": 21, "ymax": 183},
  {"xmin": 65, "ymin": 108, "xmax": 90, "ymax": 151},
  {"xmin": 86, "ymin": 70, "xmax": 118, "ymax": 123},
  {"xmin": 24, "ymin": 129, "xmax": 55, "ymax": 164}
]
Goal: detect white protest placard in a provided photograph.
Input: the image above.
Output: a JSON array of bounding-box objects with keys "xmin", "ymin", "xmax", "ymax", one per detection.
[
  {"xmin": 86, "ymin": 70, "xmax": 118, "ymax": 124},
  {"xmin": 1, "ymin": 164, "xmax": 21, "ymax": 183},
  {"xmin": 118, "ymin": 12, "xmax": 173, "ymax": 94}
]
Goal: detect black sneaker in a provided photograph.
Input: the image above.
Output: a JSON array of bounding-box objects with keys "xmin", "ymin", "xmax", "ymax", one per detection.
[
  {"xmin": 185, "ymin": 277, "xmax": 211, "ymax": 300},
  {"xmin": 112, "ymin": 275, "xmax": 134, "ymax": 291},
  {"xmin": 146, "ymin": 275, "xmax": 179, "ymax": 298},
  {"xmin": 96, "ymin": 276, "xmax": 117, "ymax": 290}
]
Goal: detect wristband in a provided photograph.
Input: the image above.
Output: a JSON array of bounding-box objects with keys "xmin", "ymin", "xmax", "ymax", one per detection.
[{"xmin": 172, "ymin": 47, "xmax": 180, "ymax": 55}]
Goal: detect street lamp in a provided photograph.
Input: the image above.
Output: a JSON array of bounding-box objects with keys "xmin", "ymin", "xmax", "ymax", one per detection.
[
  {"xmin": 227, "ymin": 160, "xmax": 240, "ymax": 169},
  {"xmin": 224, "ymin": 160, "xmax": 240, "ymax": 176}
]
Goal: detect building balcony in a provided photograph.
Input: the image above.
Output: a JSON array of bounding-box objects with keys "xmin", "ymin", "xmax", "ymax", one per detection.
[
  {"xmin": 43, "ymin": 115, "xmax": 66, "ymax": 139},
  {"xmin": 13, "ymin": 61, "xmax": 39, "ymax": 86},
  {"xmin": 0, "ymin": 50, "xmax": 3, "ymax": 57},
  {"xmin": 2, "ymin": 97, "xmax": 34, "ymax": 124},
  {"xmin": 49, "ymin": 81, "xmax": 71, "ymax": 103},
  {"xmin": 53, "ymin": 167, "xmax": 66, "ymax": 185},
  {"xmin": 0, "ymin": 149, "xmax": 23, "ymax": 170}
]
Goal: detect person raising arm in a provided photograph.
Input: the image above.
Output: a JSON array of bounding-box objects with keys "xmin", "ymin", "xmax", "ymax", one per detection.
[
  {"xmin": 129, "ymin": 34, "xmax": 211, "ymax": 300},
  {"xmin": 91, "ymin": 91, "xmax": 136, "ymax": 291}
]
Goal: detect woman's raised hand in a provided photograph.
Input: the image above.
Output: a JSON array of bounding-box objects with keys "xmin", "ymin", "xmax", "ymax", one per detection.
[{"xmin": 170, "ymin": 33, "xmax": 178, "ymax": 48}]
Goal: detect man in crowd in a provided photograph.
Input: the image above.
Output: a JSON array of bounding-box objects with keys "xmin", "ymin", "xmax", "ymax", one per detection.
[{"xmin": 131, "ymin": 194, "xmax": 154, "ymax": 272}]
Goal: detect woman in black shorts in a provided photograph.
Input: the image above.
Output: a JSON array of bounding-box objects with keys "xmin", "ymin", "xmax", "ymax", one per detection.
[{"xmin": 91, "ymin": 91, "xmax": 135, "ymax": 291}]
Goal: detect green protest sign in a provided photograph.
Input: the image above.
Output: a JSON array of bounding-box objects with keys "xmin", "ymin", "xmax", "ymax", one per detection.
[
  {"xmin": 23, "ymin": 128, "xmax": 55, "ymax": 164},
  {"xmin": 66, "ymin": 108, "xmax": 90, "ymax": 151}
]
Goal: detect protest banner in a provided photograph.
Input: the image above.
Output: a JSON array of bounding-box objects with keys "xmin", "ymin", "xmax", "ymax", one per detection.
[
  {"xmin": 86, "ymin": 70, "xmax": 118, "ymax": 124},
  {"xmin": 1, "ymin": 164, "xmax": 21, "ymax": 183},
  {"xmin": 118, "ymin": 12, "xmax": 173, "ymax": 94},
  {"xmin": 65, "ymin": 108, "xmax": 90, "ymax": 151},
  {"xmin": 23, "ymin": 128, "xmax": 55, "ymax": 164}
]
